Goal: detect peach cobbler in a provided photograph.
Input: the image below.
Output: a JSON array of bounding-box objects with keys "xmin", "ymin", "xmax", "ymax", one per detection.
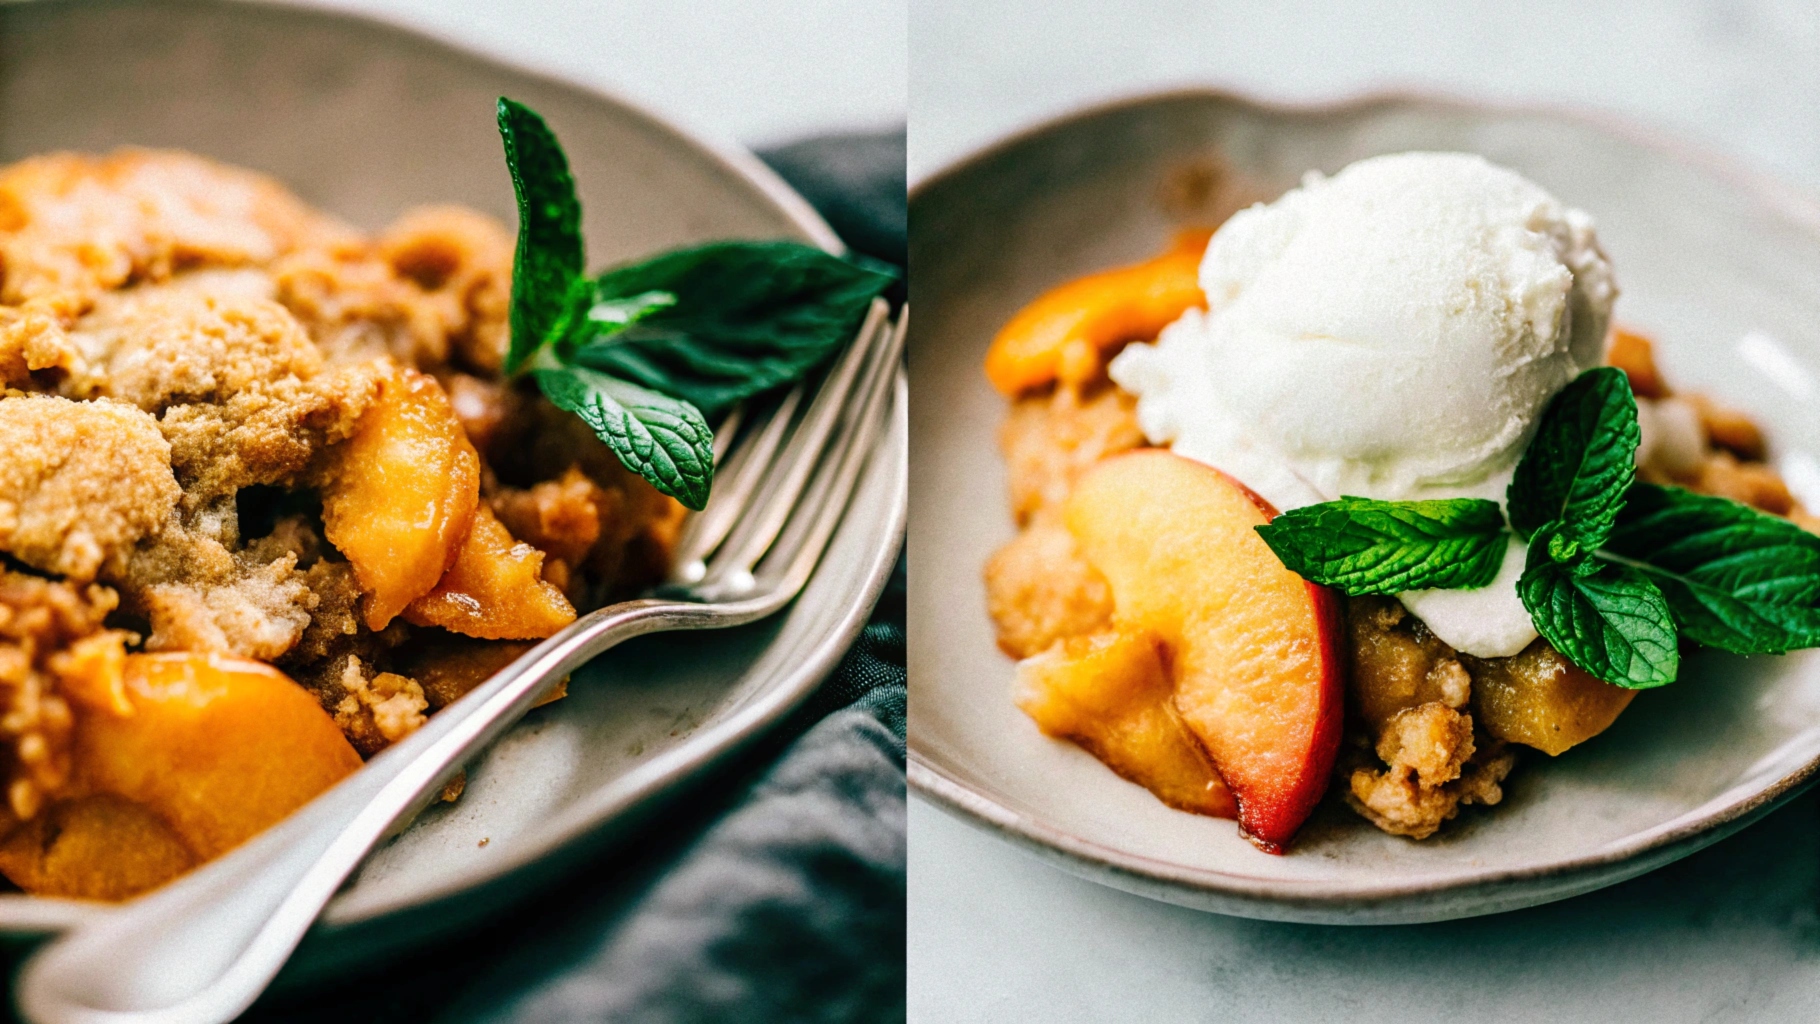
[
  {"xmin": 984, "ymin": 152, "xmax": 1820, "ymax": 852},
  {"xmin": 0, "ymin": 100, "xmax": 892, "ymax": 898}
]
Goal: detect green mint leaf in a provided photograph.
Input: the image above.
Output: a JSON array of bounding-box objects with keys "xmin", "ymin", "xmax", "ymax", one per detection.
[
  {"xmin": 1254, "ymin": 496, "xmax": 1508, "ymax": 595},
  {"xmin": 570, "ymin": 240, "xmax": 897, "ymax": 418},
  {"xmin": 1528, "ymin": 519, "xmax": 1590, "ymax": 568},
  {"xmin": 1507, "ymin": 367, "xmax": 1640, "ymax": 550},
  {"xmin": 1518, "ymin": 549, "xmax": 1680, "ymax": 689},
  {"xmin": 585, "ymin": 290, "xmax": 676, "ymax": 329},
  {"xmin": 532, "ymin": 366, "xmax": 713, "ymax": 510},
  {"xmin": 1604, "ymin": 483, "xmax": 1820, "ymax": 654},
  {"xmin": 498, "ymin": 96, "xmax": 585, "ymax": 373}
]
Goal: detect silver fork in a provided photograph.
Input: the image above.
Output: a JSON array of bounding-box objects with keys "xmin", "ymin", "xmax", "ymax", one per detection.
[{"xmin": 16, "ymin": 299, "xmax": 909, "ymax": 1024}]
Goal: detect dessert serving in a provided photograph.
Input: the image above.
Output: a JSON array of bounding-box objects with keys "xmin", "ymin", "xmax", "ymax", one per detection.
[
  {"xmin": 0, "ymin": 100, "xmax": 891, "ymax": 900},
  {"xmin": 983, "ymin": 151, "xmax": 1820, "ymax": 852}
]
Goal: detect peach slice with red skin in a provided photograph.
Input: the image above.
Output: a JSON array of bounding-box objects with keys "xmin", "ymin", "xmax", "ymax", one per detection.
[
  {"xmin": 1017, "ymin": 628, "xmax": 1238, "ymax": 819},
  {"xmin": 1062, "ymin": 449, "xmax": 1344, "ymax": 853}
]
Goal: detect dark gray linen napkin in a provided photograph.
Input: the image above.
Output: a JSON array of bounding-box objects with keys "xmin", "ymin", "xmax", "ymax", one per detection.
[{"xmin": 190, "ymin": 129, "xmax": 910, "ymax": 1024}]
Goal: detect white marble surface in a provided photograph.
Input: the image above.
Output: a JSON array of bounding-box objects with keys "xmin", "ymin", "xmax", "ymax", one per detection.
[
  {"xmin": 280, "ymin": 0, "xmax": 906, "ymax": 149},
  {"xmin": 910, "ymin": 2, "xmax": 1820, "ymax": 1021}
]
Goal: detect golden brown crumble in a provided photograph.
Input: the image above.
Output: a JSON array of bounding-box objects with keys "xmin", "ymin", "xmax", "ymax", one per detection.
[
  {"xmin": 59, "ymin": 280, "xmax": 323, "ymax": 410},
  {"xmin": 998, "ymin": 380, "xmax": 1144, "ymax": 526},
  {"xmin": 0, "ymin": 572, "xmax": 130, "ymax": 826},
  {"xmin": 1345, "ymin": 725, "xmax": 1516, "ymax": 840},
  {"xmin": 273, "ymin": 204, "xmax": 512, "ymax": 371},
  {"xmin": 332, "ymin": 660, "xmax": 430, "ymax": 756},
  {"xmin": 983, "ymin": 519, "xmax": 1113, "ymax": 660},
  {"xmin": 1339, "ymin": 596, "xmax": 1523, "ymax": 838},
  {"xmin": 0, "ymin": 395, "xmax": 180, "ymax": 581},
  {"xmin": 493, "ymin": 465, "xmax": 605, "ymax": 566},
  {"xmin": 0, "ymin": 149, "xmax": 345, "ymax": 308}
]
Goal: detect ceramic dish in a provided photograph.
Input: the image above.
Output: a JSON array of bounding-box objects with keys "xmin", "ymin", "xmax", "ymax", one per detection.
[
  {"xmin": 907, "ymin": 88, "xmax": 1820, "ymax": 925},
  {"xmin": 0, "ymin": 0, "xmax": 907, "ymax": 974}
]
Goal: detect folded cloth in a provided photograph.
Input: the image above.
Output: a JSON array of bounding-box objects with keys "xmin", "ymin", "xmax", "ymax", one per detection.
[
  {"xmin": 441, "ymin": 647, "xmax": 906, "ymax": 1023},
  {"xmin": 761, "ymin": 130, "xmax": 907, "ymax": 268},
  {"xmin": 235, "ymin": 130, "xmax": 908, "ymax": 1024}
]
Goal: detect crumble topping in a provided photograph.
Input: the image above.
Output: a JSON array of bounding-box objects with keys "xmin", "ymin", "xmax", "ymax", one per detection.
[
  {"xmin": 0, "ymin": 572, "xmax": 129, "ymax": 825},
  {"xmin": 0, "ymin": 149, "xmax": 346, "ymax": 308},
  {"xmin": 331, "ymin": 658, "xmax": 430, "ymax": 756},
  {"xmin": 999, "ymin": 377, "xmax": 1144, "ymax": 526},
  {"xmin": 984, "ymin": 520, "xmax": 1113, "ymax": 660},
  {"xmin": 273, "ymin": 203, "xmax": 512, "ymax": 370},
  {"xmin": 0, "ymin": 395, "xmax": 180, "ymax": 581},
  {"xmin": 1340, "ymin": 596, "xmax": 1518, "ymax": 838}
]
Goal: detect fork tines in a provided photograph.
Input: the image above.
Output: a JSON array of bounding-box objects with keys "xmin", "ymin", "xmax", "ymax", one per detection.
[{"xmin": 667, "ymin": 298, "xmax": 904, "ymax": 599}]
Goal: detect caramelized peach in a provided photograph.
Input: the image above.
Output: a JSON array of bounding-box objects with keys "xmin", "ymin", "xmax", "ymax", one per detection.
[
  {"xmin": 1344, "ymin": 596, "xmax": 1467, "ymax": 731},
  {"xmin": 320, "ymin": 366, "xmax": 480, "ymax": 630},
  {"xmin": 1467, "ymin": 641, "xmax": 1637, "ymax": 756},
  {"xmin": 401, "ymin": 636, "xmax": 558, "ymax": 710},
  {"xmin": 404, "ymin": 505, "xmax": 577, "ymax": 640},
  {"xmin": 984, "ymin": 229, "xmax": 1212, "ymax": 396},
  {"xmin": 0, "ymin": 794, "xmax": 197, "ymax": 901},
  {"xmin": 73, "ymin": 652, "xmax": 362, "ymax": 860},
  {"xmin": 1017, "ymin": 629, "xmax": 1236, "ymax": 818},
  {"xmin": 1607, "ymin": 328, "xmax": 1668, "ymax": 400},
  {"xmin": 1064, "ymin": 450, "xmax": 1343, "ymax": 852}
]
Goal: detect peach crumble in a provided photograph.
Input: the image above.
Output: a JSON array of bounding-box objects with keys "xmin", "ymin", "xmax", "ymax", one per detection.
[
  {"xmin": 984, "ymin": 159, "xmax": 1820, "ymax": 850},
  {"xmin": 0, "ymin": 95, "xmax": 895, "ymax": 899},
  {"xmin": 0, "ymin": 149, "xmax": 683, "ymax": 898}
]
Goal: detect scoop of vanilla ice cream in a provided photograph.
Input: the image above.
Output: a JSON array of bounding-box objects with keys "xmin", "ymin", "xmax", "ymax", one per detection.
[{"xmin": 1109, "ymin": 152, "xmax": 1617, "ymax": 657}]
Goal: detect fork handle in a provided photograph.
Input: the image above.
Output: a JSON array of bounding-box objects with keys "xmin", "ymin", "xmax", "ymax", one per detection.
[{"xmin": 17, "ymin": 598, "xmax": 715, "ymax": 1024}]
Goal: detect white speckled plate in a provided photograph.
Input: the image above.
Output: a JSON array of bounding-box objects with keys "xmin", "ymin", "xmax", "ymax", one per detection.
[
  {"xmin": 0, "ymin": 0, "xmax": 906, "ymax": 971},
  {"xmin": 907, "ymin": 89, "xmax": 1820, "ymax": 925}
]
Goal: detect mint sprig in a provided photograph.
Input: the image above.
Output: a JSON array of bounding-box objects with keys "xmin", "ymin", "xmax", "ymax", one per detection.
[
  {"xmin": 1255, "ymin": 497, "xmax": 1508, "ymax": 595},
  {"xmin": 1605, "ymin": 483, "xmax": 1820, "ymax": 653},
  {"xmin": 1507, "ymin": 366, "xmax": 1639, "ymax": 552},
  {"xmin": 1517, "ymin": 553, "xmax": 1680, "ymax": 689},
  {"xmin": 572, "ymin": 240, "xmax": 896, "ymax": 418},
  {"xmin": 1254, "ymin": 365, "xmax": 1820, "ymax": 690},
  {"xmin": 499, "ymin": 97, "xmax": 585, "ymax": 375},
  {"xmin": 1507, "ymin": 368, "xmax": 1680, "ymax": 688},
  {"xmin": 493, "ymin": 97, "xmax": 897, "ymax": 511},
  {"xmin": 531, "ymin": 366, "xmax": 714, "ymax": 511}
]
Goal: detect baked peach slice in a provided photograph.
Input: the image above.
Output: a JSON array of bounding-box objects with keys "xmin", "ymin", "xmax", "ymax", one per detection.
[
  {"xmin": 983, "ymin": 228, "xmax": 1212, "ymax": 396},
  {"xmin": 0, "ymin": 653, "xmax": 363, "ymax": 899},
  {"xmin": 1017, "ymin": 628, "xmax": 1236, "ymax": 818},
  {"xmin": 0, "ymin": 794, "xmax": 198, "ymax": 902},
  {"xmin": 404, "ymin": 505, "xmax": 577, "ymax": 640},
  {"xmin": 321, "ymin": 366, "xmax": 481, "ymax": 630},
  {"xmin": 1468, "ymin": 641, "xmax": 1637, "ymax": 756},
  {"xmin": 1064, "ymin": 450, "xmax": 1343, "ymax": 853},
  {"xmin": 73, "ymin": 652, "xmax": 363, "ymax": 862}
]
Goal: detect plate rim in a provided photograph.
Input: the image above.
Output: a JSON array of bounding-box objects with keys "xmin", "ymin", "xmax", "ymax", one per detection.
[{"xmin": 906, "ymin": 85, "xmax": 1820, "ymax": 920}]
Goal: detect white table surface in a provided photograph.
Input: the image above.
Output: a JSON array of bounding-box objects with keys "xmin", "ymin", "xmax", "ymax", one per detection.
[{"xmin": 909, "ymin": 2, "xmax": 1820, "ymax": 1021}]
